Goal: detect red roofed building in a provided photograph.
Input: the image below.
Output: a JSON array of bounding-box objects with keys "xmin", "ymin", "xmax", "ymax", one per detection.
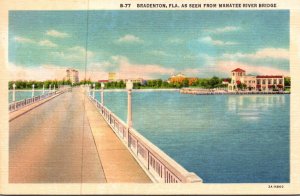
[
  {"xmin": 232, "ymin": 68, "xmax": 246, "ymax": 73},
  {"xmin": 227, "ymin": 68, "xmax": 285, "ymax": 91},
  {"xmin": 222, "ymin": 79, "xmax": 230, "ymax": 85},
  {"xmin": 256, "ymin": 75, "xmax": 284, "ymax": 91},
  {"xmin": 98, "ymin": 80, "xmax": 109, "ymax": 83},
  {"xmin": 256, "ymin": 75, "xmax": 283, "ymax": 78}
]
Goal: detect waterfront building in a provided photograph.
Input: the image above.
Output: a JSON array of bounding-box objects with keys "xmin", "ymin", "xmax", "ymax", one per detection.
[
  {"xmin": 222, "ymin": 79, "xmax": 230, "ymax": 85},
  {"xmin": 256, "ymin": 75, "xmax": 284, "ymax": 91},
  {"xmin": 171, "ymin": 73, "xmax": 186, "ymax": 78},
  {"xmin": 123, "ymin": 78, "xmax": 145, "ymax": 84},
  {"xmin": 228, "ymin": 68, "xmax": 284, "ymax": 91},
  {"xmin": 66, "ymin": 68, "xmax": 79, "ymax": 84},
  {"xmin": 98, "ymin": 80, "xmax": 109, "ymax": 83},
  {"xmin": 168, "ymin": 73, "xmax": 186, "ymax": 83}
]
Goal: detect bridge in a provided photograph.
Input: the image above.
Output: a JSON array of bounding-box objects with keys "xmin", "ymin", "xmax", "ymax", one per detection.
[{"xmin": 9, "ymin": 86, "xmax": 202, "ymax": 183}]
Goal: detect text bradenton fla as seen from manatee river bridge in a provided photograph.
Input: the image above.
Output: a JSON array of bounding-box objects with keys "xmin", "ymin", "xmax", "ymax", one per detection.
[{"xmin": 130, "ymin": 3, "xmax": 277, "ymax": 8}]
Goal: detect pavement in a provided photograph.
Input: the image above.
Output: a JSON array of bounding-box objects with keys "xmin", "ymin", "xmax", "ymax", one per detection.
[
  {"xmin": 9, "ymin": 87, "xmax": 151, "ymax": 183},
  {"xmin": 85, "ymin": 95, "xmax": 151, "ymax": 183},
  {"xmin": 9, "ymin": 92, "xmax": 62, "ymax": 121}
]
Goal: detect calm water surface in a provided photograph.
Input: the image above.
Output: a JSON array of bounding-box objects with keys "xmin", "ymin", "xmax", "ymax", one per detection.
[
  {"xmin": 95, "ymin": 91, "xmax": 289, "ymax": 183},
  {"xmin": 9, "ymin": 91, "xmax": 50, "ymax": 102}
]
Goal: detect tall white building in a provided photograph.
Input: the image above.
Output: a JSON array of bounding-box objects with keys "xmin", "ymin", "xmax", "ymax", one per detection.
[{"xmin": 66, "ymin": 68, "xmax": 79, "ymax": 84}]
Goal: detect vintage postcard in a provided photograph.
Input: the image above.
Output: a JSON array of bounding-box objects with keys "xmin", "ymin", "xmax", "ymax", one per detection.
[{"xmin": 0, "ymin": 0, "xmax": 300, "ymax": 195}]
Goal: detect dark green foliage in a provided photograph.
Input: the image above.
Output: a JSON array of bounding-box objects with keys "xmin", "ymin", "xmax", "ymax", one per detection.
[
  {"xmin": 8, "ymin": 80, "xmax": 72, "ymax": 89},
  {"xmin": 8, "ymin": 76, "xmax": 229, "ymax": 90},
  {"xmin": 284, "ymin": 77, "xmax": 291, "ymax": 87}
]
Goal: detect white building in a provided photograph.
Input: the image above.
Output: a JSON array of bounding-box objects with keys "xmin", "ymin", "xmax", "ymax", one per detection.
[
  {"xmin": 66, "ymin": 68, "xmax": 79, "ymax": 84},
  {"xmin": 123, "ymin": 78, "xmax": 145, "ymax": 84},
  {"xmin": 228, "ymin": 68, "xmax": 284, "ymax": 91},
  {"xmin": 256, "ymin": 75, "xmax": 284, "ymax": 91}
]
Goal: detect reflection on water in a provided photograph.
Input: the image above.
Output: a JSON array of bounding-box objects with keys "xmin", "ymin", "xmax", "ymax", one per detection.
[
  {"xmin": 228, "ymin": 95, "xmax": 286, "ymax": 121},
  {"xmin": 86, "ymin": 91, "xmax": 291, "ymax": 183}
]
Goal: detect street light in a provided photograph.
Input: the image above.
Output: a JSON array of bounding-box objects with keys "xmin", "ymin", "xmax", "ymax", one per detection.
[
  {"xmin": 42, "ymin": 84, "xmax": 45, "ymax": 95},
  {"xmin": 93, "ymin": 83, "xmax": 96, "ymax": 99},
  {"xmin": 12, "ymin": 83, "xmax": 16, "ymax": 102},
  {"xmin": 101, "ymin": 82, "xmax": 105, "ymax": 105},
  {"xmin": 32, "ymin": 84, "xmax": 35, "ymax": 98},
  {"xmin": 88, "ymin": 84, "xmax": 91, "ymax": 96},
  {"xmin": 49, "ymin": 84, "xmax": 52, "ymax": 91},
  {"xmin": 126, "ymin": 80, "xmax": 133, "ymax": 128},
  {"xmin": 53, "ymin": 84, "xmax": 56, "ymax": 92}
]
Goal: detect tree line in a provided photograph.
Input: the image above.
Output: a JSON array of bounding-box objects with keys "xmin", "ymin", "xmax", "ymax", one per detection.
[
  {"xmin": 9, "ymin": 77, "xmax": 230, "ymax": 89},
  {"xmin": 8, "ymin": 80, "xmax": 72, "ymax": 89},
  {"xmin": 8, "ymin": 77, "xmax": 229, "ymax": 89},
  {"xmin": 9, "ymin": 77, "xmax": 290, "ymax": 90}
]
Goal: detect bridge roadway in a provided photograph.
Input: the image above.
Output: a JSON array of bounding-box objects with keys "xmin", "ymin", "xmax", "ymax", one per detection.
[{"xmin": 9, "ymin": 87, "xmax": 151, "ymax": 183}]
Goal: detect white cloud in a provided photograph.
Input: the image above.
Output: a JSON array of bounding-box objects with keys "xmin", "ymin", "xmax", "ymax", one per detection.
[
  {"xmin": 14, "ymin": 36, "xmax": 58, "ymax": 48},
  {"xmin": 199, "ymin": 36, "xmax": 238, "ymax": 46},
  {"xmin": 253, "ymin": 48, "xmax": 289, "ymax": 59},
  {"xmin": 8, "ymin": 62, "xmax": 106, "ymax": 82},
  {"xmin": 51, "ymin": 51, "xmax": 65, "ymax": 59},
  {"xmin": 149, "ymin": 50, "xmax": 171, "ymax": 57},
  {"xmin": 222, "ymin": 48, "xmax": 289, "ymax": 60},
  {"xmin": 14, "ymin": 36, "xmax": 35, "ymax": 44},
  {"xmin": 181, "ymin": 68, "xmax": 202, "ymax": 76},
  {"xmin": 168, "ymin": 38, "xmax": 183, "ymax": 44},
  {"xmin": 116, "ymin": 34, "xmax": 143, "ymax": 43},
  {"xmin": 51, "ymin": 46, "xmax": 94, "ymax": 61},
  {"xmin": 8, "ymin": 63, "xmax": 67, "ymax": 81},
  {"xmin": 46, "ymin": 30, "xmax": 69, "ymax": 38},
  {"xmin": 68, "ymin": 46, "xmax": 94, "ymax": 58},
  {"xmin": 38, "ymin": 40, "xmax": 57, "ymax": 47},
  {"xmin": 88, "ymin": 56, "xmax": 175, "ymax": 80},
  {"xmin": 206, "ymin": 26, "xmax": 240, "ymax": 34},
  {"xmin": 118, "ymin": 59, "xmax": 175, "ymax": 79}
]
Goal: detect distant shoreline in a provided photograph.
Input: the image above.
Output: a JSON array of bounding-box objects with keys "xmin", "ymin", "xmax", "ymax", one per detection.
[
  {"xmin": 92, "ymin": 88, "xmax": 180, "ymax": 92},
  {"xmin": 180, "ymin": 88, "xmax": 290, "ymax": 95},
  {"xmin": 9, "ymin": 88, "xmax": 180, "ymax": 92}
]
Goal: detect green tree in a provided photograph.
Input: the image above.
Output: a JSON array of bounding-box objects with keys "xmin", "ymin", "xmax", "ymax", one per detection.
[
  {"xmin": 156, "ymin": 79, "xmax": 162, "ymax": 88},
  {"xmin": 182, "ymin": 78, "xmax": 189, "ymax": 87},
  {"xmin": 133, "ymin": 82, "xmax": 141, "ymax": 89},
  {"xmin": 208, "ymin": 76, "xmax": 221, "ymax": 88},
  {"xmin": 237, "ymin": 83, "xmax": 247, "ymax": 90},
  {"xmin": 284, "ymin": 77, "xmax": 291, "ymax": 87}
]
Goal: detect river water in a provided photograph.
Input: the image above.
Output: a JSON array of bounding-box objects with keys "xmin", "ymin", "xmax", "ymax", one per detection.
[
  {"xmin": 10, "ymin": 90, "xmax": 289, "ymax": 183},
  {"xmin": 95, "ymin": 90, "xmax": 289, "ymax": 183},
  {"xmin": 9, "ymin": 90, "xmax": 50, "ymax": 102}
]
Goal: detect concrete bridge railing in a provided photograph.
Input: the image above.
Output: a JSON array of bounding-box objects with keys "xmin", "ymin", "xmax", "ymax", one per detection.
[
  {"xmin": 9, "ymin": 88, "xmax": 70, "ymax": 112},
  {"xmin": 89, "ymin": 94, "xmax": 202, "ymax": 183}
]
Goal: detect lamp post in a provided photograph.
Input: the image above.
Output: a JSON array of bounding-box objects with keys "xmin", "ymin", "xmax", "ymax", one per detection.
[
  {"xmin": 126, "ymin": 80, "xmax": 133, "ymax": 128},
  {"xmin": 93, "ymin": 83, "xmax": 95, "ymax": 99},
  {"xmin": 88, "ymin": 84, "xmax": 91, "ymax": 96},
  {"xmin": 53, "ymin": 84, "xmax": 56, "ymax": 92},
  {"xmin": 32, "ymin": 84, "xmax": 35, "ymax": 98},
  {"xmin": 12, "ymin": 83, "xmax": 16, "ymax": 102},
  {"xmin": 42, "ymin": 84, "xmax": 45, "ymax": 95},
  {"xmin": 101, "ymin": 82, "xmax": 105, "ymax": 105},
  {"xmin": 49, "ymin": 84, "xmax": 52, "ymax": 92}
]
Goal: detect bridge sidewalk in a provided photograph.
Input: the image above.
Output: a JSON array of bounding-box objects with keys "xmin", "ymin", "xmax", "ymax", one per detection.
[
  {"xmin": 84, "ymin": 96, "xmax": 151, "ymax": 183},
  {"xmin": 9, "ymin": 92, "xmax": 62, "ymax": 121}
]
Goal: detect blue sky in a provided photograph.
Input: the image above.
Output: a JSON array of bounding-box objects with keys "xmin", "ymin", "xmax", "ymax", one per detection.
[{"xmin": 9, "ymin": 10, "xmax": 289, "ymax": 81}]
